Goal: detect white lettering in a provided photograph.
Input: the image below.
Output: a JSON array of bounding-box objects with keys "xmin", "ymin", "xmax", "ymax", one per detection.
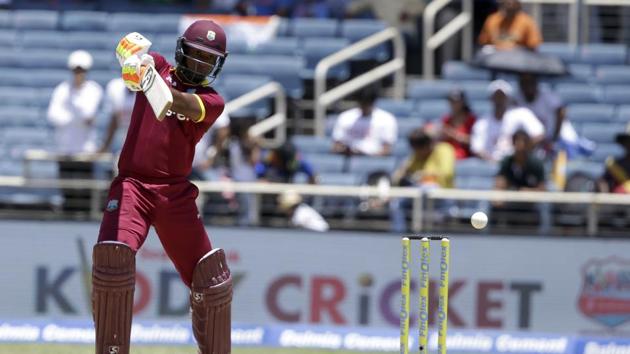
[
  {"xmin": 279, "ymin": 329, "xmax": 342, "ymax": 349},
  {"xmin": 343, "ymin": 332, "xmax": 400, "ymax": 351},
  {"xmin": 585, "ymin": 342, "xmax": 630, "ymax": 354},
  {"xmin": 496, "ymin": 334, "xmax": 568, "ymax": 353},
  {"xmin": 42, "ymin": 324, "xmax": 94, "ymax": 343},
  {"xmin": 0, "ymin": 323, "xmax": 40, "ymax": 341},
  {"xmin": 232, "ymin": 327, "xmax": 264, "ymax": 345},
  {"xmin": 130, "ymin": 324, "xmax": 190, "ymax": 343}
]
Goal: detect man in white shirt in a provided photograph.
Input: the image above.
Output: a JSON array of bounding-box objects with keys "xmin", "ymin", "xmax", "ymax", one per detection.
[
  {"xmin": 516, "ymin": 73, "xmax": 591, "ymax": 158},
  {"xmin": 99, "ymin": 78, "xmax": 135, "ymax": 153},
  {"xmin": 471, "ymin": 80, "xmax": 544, "ymax": 162},
  {"xmin": 46, "ymin": 50, "xmax": 103, "ymax": 212},
  {"xmin": 47, "ymin": 50, "xmax": 103, "ymax": 155},
  {"xmin": 332, "ymin": 88, "xmax": 398, "ymax": 156}
]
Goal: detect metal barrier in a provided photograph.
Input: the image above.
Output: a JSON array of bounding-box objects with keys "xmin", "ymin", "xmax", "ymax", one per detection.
[
  {"xmin": 313, "ymin": 27, "xmax": 406, "ymax": 137},
  {"xmin": 521, "ymin": 0, "xmax": 579, "ymax": 45},
  {"xmin": 225, "ymin": 81, "xmax": 287, "ymax": 149},
  {"xmin": 2, "ymin": 176, "xmax": 630, "ymax": 236},
  {"xmin": 582, "ymin": 0, "xmax": 630, "ymax": 43},
  {"xmin": 423, "ymin": 0, "xmax": 473, "ymax": 80}
]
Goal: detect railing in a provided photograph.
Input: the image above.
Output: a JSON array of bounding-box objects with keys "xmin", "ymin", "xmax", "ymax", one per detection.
[
  {"xmin": 313, "ymin": 27, "xmax": 406, "ymax": 137},
  {"xmin": 521, "ymin": 0, "xmax": 579, "ymax": 45},
  {"xmin": 582, "ymin": 0, "xmax": 630, "ymax": 43},
  {"xmin": 225, "ymin": 81, "xmax": 287, "ymax": 149},
  {"xmin": 423, "ymin": 0, "xmax": 473, "ymax": 80},
  {"xmin": 2, "ymin": 176, "xmax": 630, "ymax": 236}
]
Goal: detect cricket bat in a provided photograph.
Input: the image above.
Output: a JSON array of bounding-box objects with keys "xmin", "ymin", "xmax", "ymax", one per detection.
[
  {"xmin": 117, "ymin": 32, "xmax": 173, "ymax": 121},
  {"xmin": 141, "ymin": 65, "xmax": 173, "ymax": 121}
]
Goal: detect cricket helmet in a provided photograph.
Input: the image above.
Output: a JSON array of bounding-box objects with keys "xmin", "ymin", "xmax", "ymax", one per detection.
[{"xmin": 175, "ymin": 20, "xmax": 228, "ymax": 85}]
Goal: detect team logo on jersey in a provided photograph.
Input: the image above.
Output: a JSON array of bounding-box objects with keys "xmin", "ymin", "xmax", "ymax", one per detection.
[
  {"xmin": 577, "ymin": 256, "xmax": 630, "ymax": 328},
  {"xmin": 106, "ymin": 199, "xmax": 119, "ymax": 212},
  {"xmin": 207, "ymin": 30, "xmax": 216, "ymax": 41}
]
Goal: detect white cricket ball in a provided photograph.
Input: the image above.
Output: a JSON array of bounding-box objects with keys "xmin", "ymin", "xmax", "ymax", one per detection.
[{"xmin": 471, "ymin": 211, "xmax": 488, "ymax": 230}]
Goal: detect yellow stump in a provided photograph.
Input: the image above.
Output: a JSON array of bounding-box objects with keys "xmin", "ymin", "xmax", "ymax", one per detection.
[
  {"xmin": 418, "ymin": 238, "xmax": 430, "ymax": 354},
  {"xmin": 437, "ymin": 238, "xmax": 450, "ymax": 354},
  {"xmin": 400, "ymin": 237, "xmax": 411, "ymax": 354}
]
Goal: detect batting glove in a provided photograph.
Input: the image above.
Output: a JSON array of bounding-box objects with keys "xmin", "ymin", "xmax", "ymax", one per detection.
[
  {"xmin": 116, "ymin": 32, "xmax": 152, "ymax": 67},
  {"xmin": 121, "ymin": 54, "xmax": 155, "ymax": 92}
]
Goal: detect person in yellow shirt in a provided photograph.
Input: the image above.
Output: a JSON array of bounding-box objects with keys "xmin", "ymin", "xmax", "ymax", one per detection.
[
  {"xmin": 392, "ymin": 128, "xmax": 456, "ymax": 188},
  {"xmin": 478, "ymin": 0, "xmax": 542, "ymax": 50},
  {"xmin": 390, "ymin": 128, "xmax": 456, "ymax": 232}
]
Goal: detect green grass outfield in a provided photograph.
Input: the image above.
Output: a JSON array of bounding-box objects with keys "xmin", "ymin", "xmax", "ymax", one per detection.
[{"xmin": 0, "ymin": 344, "xmax": 395, "ymax": 354}]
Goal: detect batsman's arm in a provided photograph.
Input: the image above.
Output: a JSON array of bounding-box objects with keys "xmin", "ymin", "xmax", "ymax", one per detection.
[{"xmin": 169, "ymin": 89, "xmax": 206, "ymax": 123}]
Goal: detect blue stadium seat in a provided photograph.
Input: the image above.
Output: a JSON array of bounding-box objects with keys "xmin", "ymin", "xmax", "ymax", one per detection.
[
  {"xmin": 567, "ymin": 64, "xmax": 593, "ymax": 82},
  {"xmin": 222, "ymin": 55, "xmax": 305, "ymax": 98},
  {"xmin": 292, "ymin": 18, "xmax": 338, "ymax": 38},
  {"xmin": 14, "ymin": 10, "xmax": 59, "ymax": 30},
  {"xmin": 565, "ymin": 103, "xmax": 615, "ymax": 124},
  {"xmin": 302, "ymin": 153, "xmax": 345, "ymax": 173},
  {"xmin": 255, "ymin": 37, "xmax": 300, "ymax": 56},
  {"xmin": 442, "ymin": 61, "xmax": 491, "ymax": 81},
  {"xmin": 555, "ymin": 83, "xmax": 601, "ymax": 104},
  {"xmin": 0, "ymin": 106, "xmax": 42, "ymax": 127},
  {"xmin": 565, "ymin": 160, "xmax": 605, "ymax": 180},
  {"xmin": 590, "ymin": 143, "xmax": 624, "ymax": 162},
  {"xmin": 470, "ymin": 100, "xmax": 491, "ymax": 117},
  {"xmin": 0, "ymin": 30, "xmax": 16, "ymax": 47},
  {"xmin": 348, "ymin": 156, "xmax": 396, "ymax": 175},
  {"xmin": 603, "ymin": 85, "xmax": 630, "ymax": 105},
  {"xmin": 318, "ymin": 172, "xmax": 357, "ymax": 186},
  {"xmin": 455, "ymin": 158, "xmax": 498, "ymax": 178},
  {"xmin": 152, "ymin": 34, "xmax": 179, "ymax": 55},
  {"xmin": 340, "ymin": 19, "xmax": 388, "ymax": 61},
  {"xmin": 89, "ymin": 70, "xmax": 117, "ymax": 87},
  {"xmin": 0, "ymin": 87, "xmax": 39, "ymax": 108},
  {"xmin": 222, "ymin": 75, "xmax": 272, "ymax": 119},
  {"xmin": 226, "ymin": 39, "xmax": 250, "ymax": 55},
  {"xmin": 0, "ymin": 50, "xmax": 19, "ymax": 67},
  {"xmin": 60, "ymin": 11, "xmax": 108, "ymax": 31},
  {"xmin": 293, "ymin": 135, "xmax": 333, "ymax": 154},
  {"xmin": 0, "ymin": 160, "xmax": 22, "ymax": 176},
  {"xmin": 276, "ymin": 18, "xmax": 290, "ymax": 37},
  {"xmin": 580, "ymin": 44, "xmax": 627, "ymax": 65},
  {"xmin": 616, "ymin": 105, "xmax": 630, "ymax": 122},
  {"xmin": 0, "ymin": 11, "xmax": 11, "ymax": 28},
  {"xmin": 460, "ymin": 80, "xmax": 492, "ymax": 100},
  {"xmin": 455, "ymin": 176, "xmax": 494, "ymax": 190},
  {"xmin": 595, "ymin": 66, "xmax": 630, "ymax": 85},
  {"xmin": 580, "ymin": 123, "xmax": 624, "ymax": 144},
  {"xmin": 66, "ymin": 32, "xmax": 114, "ymax": 51},
  {"xmin": 301, "ymin": 37, "xmax": 350, "ymax": 80},
  {"xmin": 21, "ymin": 30, "xmax": 66, "ymax": 49},
  {"xmin": 19, "ymin": 49, "xmax": 69, "ymax": 69},
  {"xmin": 375, "ymin": 98, "xmax": 415, "ymax": 118},
  {"xmin": 1, "ymin": 127, "xmax": 51, "ymax": 146},
  {"xmin": 393, "ymin": 140, "xmax": 410, "ymax": 157},
  {"xmin": 407, "ymin": 80, "xmax": 454, "ymax": 100},
  {"xmin": 539, "ymin": 43, "xmax": 578, "ymax": 63},
  {"xmin": 108, "ymin": 13, "xmax": 179, "ymax": 34},
  {"xmin": 417, "ymin": 99, "xmax": 449, "ymax": 121},
  {"xmin": 37, "ymin": 88, "xmax": 54, "ymax": 108},
  {"xmin": 397, "ymin": 119, "xmax": 423, "ymax": 138}
]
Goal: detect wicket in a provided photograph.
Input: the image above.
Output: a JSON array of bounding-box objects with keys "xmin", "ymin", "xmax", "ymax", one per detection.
[{"xmin": 400, "ymin": 236, "xmax": 450, "ymax": 354}]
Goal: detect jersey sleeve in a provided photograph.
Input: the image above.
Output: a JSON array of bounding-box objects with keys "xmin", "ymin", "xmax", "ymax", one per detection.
[
  {"xmin": 149, "ymin": 52, "xmax": 169, "ymax": 71},
  {"xmin": 189, "ymin": 91, "xmax": 225, "ymax": 142}
]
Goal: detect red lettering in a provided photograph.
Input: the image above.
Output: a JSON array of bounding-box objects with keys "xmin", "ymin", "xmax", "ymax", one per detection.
[
  {"xmin": 310, "ymin": 276, "xmax": 346, "ymax": 324},
  {"xmin": 266, "ymin": 275, "xmax": 301, "ymax": 322},
  {"xmin": 428, "ymin": 280, "xmax": 465, "ymax": 327},
  {"xmin": 477, "ymin": 282, "xmax": 503, "ymax": 328},
  {"xmin": 133, "ymin": 271, "xmax": 151, "ymax": 314}
]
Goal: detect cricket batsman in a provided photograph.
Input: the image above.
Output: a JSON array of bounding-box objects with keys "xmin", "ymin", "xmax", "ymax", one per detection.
[{"xmin": 92, "ymin": 20, "xmax": 231, "ymax": 354}]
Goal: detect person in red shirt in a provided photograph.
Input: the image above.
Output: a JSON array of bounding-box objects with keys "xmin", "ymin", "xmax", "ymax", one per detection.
[
  {"xmin": 440, "ymin": 89, "xmax": 477, "ymax": 159},
  {"xmin": 91, "ymin": 21, "xmax": 231, "ymax": 354}
]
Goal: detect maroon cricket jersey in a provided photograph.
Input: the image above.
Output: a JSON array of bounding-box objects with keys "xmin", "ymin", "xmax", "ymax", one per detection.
[{"xmin": 117, "ymin": 52, "xmax": 224, "ymax": 183}]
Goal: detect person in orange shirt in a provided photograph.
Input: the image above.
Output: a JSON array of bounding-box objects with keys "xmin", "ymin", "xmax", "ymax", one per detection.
[{"xmin": 478, "ymin": 0, "xmax": 542, "ymax": 50}]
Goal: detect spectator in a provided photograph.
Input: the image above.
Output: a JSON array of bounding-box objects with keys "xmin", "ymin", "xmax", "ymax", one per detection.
[
  {"xmin": 292, "ymin": 0, "xmax": 331, "ymax": 18},
  {"xmin": 390, "ymin": 128, "xmax": 455, "ymax": 232},
  {"xmin": 471, "ymin": 80, "xmax": 544, "ymax": 162},
  {"xmin": 278, "ymin": 189, "xmax": 329, "ymax": 232},
  {"xmin": 517, "ymin": 73, "xmax": 592, "ymax": 159},
  {"xmin": 191, "ymin": 111, "xmax": 231, "ymax": 180},
  {"xmin": 439, "ymin": 89, "xmax": 477, "ymax": 160},
  {"xmin": 332, "ymin": 88, "xmax": 397, "ymax": 156},
  {"xmin": 256, "ymin": 142, "xmax": 317, "ymax": 183},
  {"xmin": 493, "ymin": 130, "xmax": 548, "ymax": 230},
  {"xmin": 478, "ymin": 0, "xmax": 542, "ymax": 51},
  {"xmin": 99, "ymin": 78, "xmax": 135, "ymax": 154},
  {"xmin": 47, "ymin": 50, "xmax": 103, "ymax": 212},
  {"xmin": 392, "ymin": 128, "xmax": 456, "ymax": 189},
  {"xmin": 47, "ymin": 50, "xmax": 103, "ymax": 155},
  {"xmin": 495, "ymin": 130, "xmax": 545, "ymax": 192},
  {"xmin": 599, "ymin": 124, "xmax": 630, "ymax": 194}
]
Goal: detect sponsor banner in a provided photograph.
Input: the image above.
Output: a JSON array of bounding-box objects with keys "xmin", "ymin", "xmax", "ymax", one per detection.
[
  {"xmin": 576, "ymin": 339, "xmax": 630, "ymax": 354},
  {"xmin": 179, "ymin": 14, "xmax": 279, "ymax": 49},
  {"xmin": 1, "ymin": 221, "xmax": 630, "ymax": 335}
]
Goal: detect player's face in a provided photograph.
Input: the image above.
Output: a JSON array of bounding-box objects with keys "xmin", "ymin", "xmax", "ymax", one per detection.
[
  {"xmin": 492, "ymin": 90, "xmax": 509, "ymax": 110},
  {"xmin": 184, "ymin": 45, "xmax": 218, "ymax": 77},
  {"xmin": 519, "ymin": 74, "xmax": 537, "ymax": 102},
  {"xmin": 72, "ymin": 67, "xmax": 87, "ymax": 86}
]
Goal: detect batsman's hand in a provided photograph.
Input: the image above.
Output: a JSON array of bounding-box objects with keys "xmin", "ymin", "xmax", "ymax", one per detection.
[
  {"xmin": 116, "ymin": 32, "xmax": 152, "ymax": 67},
  {"xmin": 121, "ymin": 54, "xmax": 155, "ymax": 91}
]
